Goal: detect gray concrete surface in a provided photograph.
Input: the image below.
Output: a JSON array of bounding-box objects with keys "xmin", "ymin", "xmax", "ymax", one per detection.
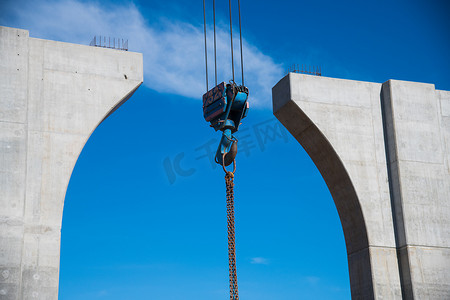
[
  {"xmin": 273, "ymin": 73, "xmax": 450, "ymax": 299},
  {"xmin": 0, "ymin": 26, "xmax": 143, "ymax": 299}
]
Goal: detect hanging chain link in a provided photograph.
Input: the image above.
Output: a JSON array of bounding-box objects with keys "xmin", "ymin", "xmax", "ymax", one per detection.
[{"xmin": 225, "ymin": 171, "xmax": 239, "ymax": 300}]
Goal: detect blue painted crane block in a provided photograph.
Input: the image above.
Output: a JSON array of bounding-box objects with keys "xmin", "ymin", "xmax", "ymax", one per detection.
[{"xmin": 203, "ymin": 82, "xmax": 249, "ymax": 166}]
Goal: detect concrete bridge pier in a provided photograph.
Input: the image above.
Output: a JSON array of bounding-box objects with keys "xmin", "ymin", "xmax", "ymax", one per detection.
[
  {"xmin": 272, "ymin": 73, "xmax": 450, "ymax": 299},
  {"xmin": 0, "ymin": 26, "xmax": 143, "ymax": 299}
]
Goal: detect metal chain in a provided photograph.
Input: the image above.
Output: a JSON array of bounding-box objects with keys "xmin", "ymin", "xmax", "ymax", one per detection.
[{"xmin": 225, "ymin": 171, "xmax": 239, "ymax": 300}]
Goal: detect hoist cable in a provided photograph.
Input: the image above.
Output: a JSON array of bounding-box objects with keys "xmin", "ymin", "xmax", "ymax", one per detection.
[
  {"xmin": 237, "ymin": 0, "xmax": 244, "ymax": 85},
  {"xmin": 213, "ymin": 0, "xmax": 217, "ymax": 86},
  {"xmin": 229, "ymin": 0, "xmax": 235, "ymax": 83},
  {"xmin": 203, "ymin": 0, "xmax": 209, "ymax": 92}
]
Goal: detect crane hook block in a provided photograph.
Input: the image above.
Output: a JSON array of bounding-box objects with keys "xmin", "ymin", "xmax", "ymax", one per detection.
[{"xmin": 202, "ymin": 82, "xmax": 249, "ymax": 166}]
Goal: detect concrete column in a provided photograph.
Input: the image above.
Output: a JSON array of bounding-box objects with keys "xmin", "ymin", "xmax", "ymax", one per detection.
[
  {"xmin": 381, "ymin": 80, "xmax": 450, "ymax": 299},
  {"xmin": 272, "ymin": 73, "xmax": 449, "ymax": 299},
  {"xmin": 0, "ymin": 26, "xmax": 143, "ymax": 299}
]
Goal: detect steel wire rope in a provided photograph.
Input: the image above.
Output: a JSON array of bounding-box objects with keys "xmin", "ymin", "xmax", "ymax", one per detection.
[
  {"xmin": 237, "ymin": 0, "xmax": 244, "ymax": 85},
  {"xmin": 229, "ymin": 0, "xmax": 235, "ymax": 83},
  {"xmin": 213, "ymin": 0, "xmax": 217, "ymax": 86},
  {"xmin": 203, "ymin": 0, "xmax": 209, "ymax": 92}
]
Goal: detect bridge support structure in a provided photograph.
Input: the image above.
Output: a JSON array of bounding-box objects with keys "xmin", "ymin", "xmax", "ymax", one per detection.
[
  {"xmin": 273, "ymin": 73, "xmax": 450, "ymax": 299},
  {"xmin": 0, "ymin": 26, "xmax": 143, "ymax": 299}
]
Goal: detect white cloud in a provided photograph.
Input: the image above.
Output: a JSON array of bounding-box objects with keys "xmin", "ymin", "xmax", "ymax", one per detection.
[
  {"xmin": 0, "ymin": 0, "xmax": 283, "ymax": 107},
  {"xmin": 96, "ymin": 290, "xmax": 109, "ymax": 297},
  {"xmin": 250, "ymin": 257, "xmax": 269, "ymax": 264},
  {"xmin": 304, "ymin": 275, "xmax": 320, "ymax": 285}
]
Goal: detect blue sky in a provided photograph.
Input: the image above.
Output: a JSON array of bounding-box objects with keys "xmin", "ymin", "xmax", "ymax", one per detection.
[{"xmin": 1, "ymin": 0, "xmax": 449, "ymax": 299}]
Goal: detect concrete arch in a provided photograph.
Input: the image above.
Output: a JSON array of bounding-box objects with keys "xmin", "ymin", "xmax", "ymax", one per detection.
[
  {"xmin": 0, "ymin": 26, "xmax": 143, "ymax": 299},
  {"xmin": 273, "ymin": 98, "xmax": 373, "ymax": 296},
  {"xmin": 273, "ymin": 73, "xmax": 402, "ymax": 299},
  {"xmin": 273, "ymin": 73, "xmax": 450, "ymax": 299}
]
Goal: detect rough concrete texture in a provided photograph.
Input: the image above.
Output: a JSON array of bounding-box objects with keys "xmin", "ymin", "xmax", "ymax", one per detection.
[
  {"xmin": 273, "ymin": 73, "xmax": 449, "ymax": 299},
  {"xmin": 0, "ymin": 26, "xmax": 143, "ymax": 299}
]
